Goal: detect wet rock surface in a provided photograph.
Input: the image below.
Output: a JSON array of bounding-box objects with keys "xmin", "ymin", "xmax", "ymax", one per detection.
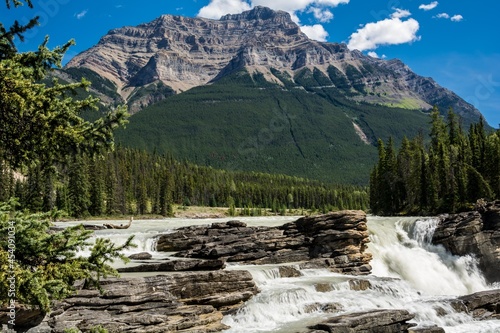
[
  {"xmin": 307, "ymin": 309, "xmax": 416, "ymax": 333},
  {"xmin": 127, "ymin": 252, "xmax": 153, "ymax": 260},
  {"xmin": 432, "ymin": 200, "xmax": 500, "ymax": 283},
  {"xmin": 156, "ymin": 211, "xmax": 372, "ymax": 275},
  {"xmin": 450, "ymin": 289, "xmax": 500, "ymax": 320}
]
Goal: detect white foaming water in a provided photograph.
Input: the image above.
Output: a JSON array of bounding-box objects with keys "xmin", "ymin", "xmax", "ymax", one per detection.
[
  {"xmin": 369, "ymin": 216, "xmax": 489, "ymax": 296},
  {"xmin": 56, "ymin": 216, "xmax": 500, "ymax": 332},
  {"xmin": 223, "ymin": 216, "xmax": 500, "ymax": 333}
]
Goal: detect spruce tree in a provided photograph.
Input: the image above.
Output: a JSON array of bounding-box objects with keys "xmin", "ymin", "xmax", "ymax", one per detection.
[
  {"xmin": 67, "ymin": 155, "xmax": 91, "ymax": 217},
  {"xmin": 1, "ymin": 0, "xmax": 128, "ymax": 171},
  {"xmin": 0, "ymin": 1, "xmax": 132, "ymax": 317}
]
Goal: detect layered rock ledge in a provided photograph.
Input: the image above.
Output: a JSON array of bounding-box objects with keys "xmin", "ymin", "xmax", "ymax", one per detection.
[
  {"xmin": 432, "ymin": 200, "xmax": 500, "ymax": 283},
  {"xmin": 307, "ymin": 309, "xmax": 416, "ymax": 333},
  {"xmin": 156, "ymin": 211, "xmax": 372, "ymax": 275},
  {"xmin": 1, "ymin": 271, "xmax": 257, "ymax": 332},
  {"xmin": 450, "ymin": 289, "xmax": 500, "ymax": 320}
]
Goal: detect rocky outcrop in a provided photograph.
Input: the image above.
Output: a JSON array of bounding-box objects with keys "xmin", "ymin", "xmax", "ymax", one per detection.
[
  {"xmin": 127, "ymin": 252, "xmax": 153, "ymax": 260},
  {"xmin": 156, "ymin": 211, "xmax": 372, "ymax": 275},
  {"xmin": 1, "ymin": 270, "xmax": 258, "ymax": 332},
  {"xmin": 307, "ymin": 309, "xmax": 416, "ymax": 333},
  {"xmin": 65, "ymin": 7, "xmax": 482, "ymax": 123},
  {"xmin": 432, "ymin": 200, "xmax": 500, "ymax": 283},
  {"xmin": 450, "ymin": 289, "xmax": 500, "ymax": 320}
]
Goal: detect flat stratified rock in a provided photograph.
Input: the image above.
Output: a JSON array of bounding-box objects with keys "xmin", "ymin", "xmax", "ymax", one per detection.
[
  {"xmin": 0, "ymin": 271, "xmax": 258, "ymax": 333},
  {"xmin": 450, "ymin": 289, "xmax": 500, "ymax": 320},
  {"xmin": 156, "ymin": 211, "xmax": 372, "ymax": 275},
  {"xmin": 308, "ymin": 309, "xmax": 415, "ymax": 333},
  {"xmin": 117, "ymin": 258, "xmax": 225, "ymax": 272}
]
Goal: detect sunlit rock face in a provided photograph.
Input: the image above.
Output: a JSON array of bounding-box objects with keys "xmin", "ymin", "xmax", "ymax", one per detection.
[{"xmin": 66, "ymin": 7, "xmax": 482, "ymax": 123}]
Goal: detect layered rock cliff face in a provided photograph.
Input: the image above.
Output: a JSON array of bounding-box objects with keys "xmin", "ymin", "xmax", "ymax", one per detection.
[
  {"xmin": 65, "ymin": 6, "xmax": 482, "ymax": 122},
  {"xmin": 432, "ymin": 200, "xmax": 500, "ymax": 283},
  {"xmin": 156, "ymin": 210, "xmax": 373, "ymax": 275},
  {"xmin": 1, "ymin": 271, "xmax": 257, "ymax": 332}
]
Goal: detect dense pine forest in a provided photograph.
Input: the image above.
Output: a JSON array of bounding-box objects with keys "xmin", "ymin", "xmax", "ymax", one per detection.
[
  {"xmin": 0, "ymin": 148, "xmax": 369, "ymax": 218},
  {"xmin": 370, "ymin": 107, "xmax": 500, "ymax": 215}
]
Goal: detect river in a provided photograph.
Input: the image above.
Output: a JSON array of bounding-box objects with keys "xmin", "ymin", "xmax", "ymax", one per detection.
[{"xmin": 56, "ymin": 216, "xmax": 500, "ymax": 332}]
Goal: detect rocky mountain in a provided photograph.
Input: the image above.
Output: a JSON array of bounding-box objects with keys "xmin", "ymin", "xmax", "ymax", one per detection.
[
  {"xmin": 66, "ymin": 6, "xmax": 482, "ymax": 122},
  {"xmin": 61, "ymin": 6, "xmax": 488, "ymax": 184}
]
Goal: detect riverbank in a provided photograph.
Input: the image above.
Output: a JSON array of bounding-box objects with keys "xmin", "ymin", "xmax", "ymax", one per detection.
[{"xmin": 61, "ymin": 205, "xmax": 315, "ymax": 221}]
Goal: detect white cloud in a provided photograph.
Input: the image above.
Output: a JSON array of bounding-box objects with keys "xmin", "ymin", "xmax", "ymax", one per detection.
[
  {"xmin": 300, "ymin": 24, "xmax": 329, "ymax": 41},
  {"xmin": 197, "ymin": 0, "xmax": 251, "ymax": 19},
  {"xmin": 433, "ymin": 13, "xmax": 463, "ymax": 22},
  {"xmin": 196, "ymin": 0, "xmax": 350, "ymax": 41},
  {"xmin": 308, "ymin": 7, "xmax": 334, "ymax": 23},
  {"xmin": 251, "ymin": 0, "xmax": 349, "ymax": 13},
  {"xmin": 75, "ymin": 9, "xmax": 88, "ymax": 20},
  {"xmin": 391, "ymin": 8, "xmax": 411, "ymax": 19},
  {"xmin": 347, "ymin": 11, "xmax": 420, "ymax": 51},
  {"xmin": 367, "ymin": 51, "xmax": 379, "ymax": 58},
  {"xmin": 198, "ymin": 0, "xmax": 350, "ymax": 19},
  {"xmin": 419, "ymin": 1, "xmax": 438, "ymax": 11},
  {"xmin": 434, "ymin": 13, "xmax": 450, "ymax": 19}
]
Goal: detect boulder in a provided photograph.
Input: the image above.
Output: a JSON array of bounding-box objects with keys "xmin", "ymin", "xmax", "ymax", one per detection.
[
  {"xmin": 278, "ymin": 266, "xmax": 302, "ymax": 278},
  {"xmin": 307, "ymin": 309, "xmax": 415, "ymax": 333},
  {"xmin": 450, "ymin": 289, "xmax": 500, "ymax": 320},
  {"xmin": 156, "ymin": 211, "xmax": 372, "ymax": 275},
  {"xmin": 348, "ymin": 279, "xmax": 372, "ymax": 291},
  {"xmin": 0, "ymin": 271, "xmax": 258, "ymax": 332},
  {"xmin": 432, "ymin": 200, "xmax": 500, "ymax": 283},
  {"xmin": 128, "ymin": 252, "xmax": 153, "ymax": 260}
]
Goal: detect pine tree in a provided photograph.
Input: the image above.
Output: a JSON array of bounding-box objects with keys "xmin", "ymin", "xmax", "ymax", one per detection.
[
  {"xmin": 25, "ymin": 165, "xmax": 44, "ymax": 212},
  {"xmin": 1, "ymin": 0, "xmax": 132, "ymax": 315},
  {"xmin": 371, "ymin": 107, "xmax": 500, "ymax": 215},
  {"xmin": 89, "ymin": 157, "xmax": 105, "ymax": 216},
  {"xmin": 0, "ymin": 200, "xmax": 134, "ymax": 312},
  {"xmin": 68, "ymin": 155, "xmax": 91, "ymax": 218}
]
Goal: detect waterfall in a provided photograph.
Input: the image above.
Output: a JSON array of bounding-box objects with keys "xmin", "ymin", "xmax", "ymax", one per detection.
[
  {"xmin": 55, "ymin": 216, "xmax": 500, "ymax": 332},
  {"xmin": 223, "ymin": 216, "xmax": 500, "ymax": 333},
  {"xmin": 368, "ymin": 216, "xmax": 489, "ymax": 296}
]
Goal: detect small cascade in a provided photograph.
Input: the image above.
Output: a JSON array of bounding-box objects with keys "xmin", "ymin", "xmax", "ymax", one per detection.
[
  {"xmin": 68, "ymin": 228, "xmax": 163, "ymax": 259},
  {"xmin": 53, "ymin": 219, "xmax": 177, "ymax": 260},
  {"xmin": 407, "ymin": 217, "xmax": 440, "ymax": 245}
]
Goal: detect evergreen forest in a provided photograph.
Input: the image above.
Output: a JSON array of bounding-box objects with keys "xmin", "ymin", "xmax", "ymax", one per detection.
[
  {"xmin": 370, "ymin": 107, "xmax": 500, "ymax": 215},
  {"xmin": 0, "ymin": 148, "xmax": 369, "ymax": 218}
]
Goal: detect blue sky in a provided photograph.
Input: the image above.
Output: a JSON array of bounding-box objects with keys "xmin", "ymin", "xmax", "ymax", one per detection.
[{"xmin": 3, "ymin": 0, "xmax": 500, "ymax": 127}]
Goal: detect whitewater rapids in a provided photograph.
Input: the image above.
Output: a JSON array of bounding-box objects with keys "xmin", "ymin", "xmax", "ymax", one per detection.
[{"xmin": 57, "ymin": 216, "xmax": 500, "ymax": 332}]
